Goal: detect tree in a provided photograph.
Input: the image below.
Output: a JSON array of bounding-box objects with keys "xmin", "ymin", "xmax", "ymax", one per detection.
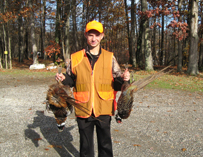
[
  {"xmin": 64, "ymin": 0, "xmax": 71, "ymax": 60},
  {"xmin": 198, "ymin": 1, "xmax": 203, "ymax": 70},
  {"xmin": 2, "ymin": 0, "xmax": 8, "ymax": 69},
  {"xmin": 54, "ymin": 0, "xmax": 62, "ymax": 62},
  {"xmin": 72, "ymin": 0, "xmax": 79, "ymax": 52},
  {"xmin": 0, "ymin": 0, "xmax": 201, "ymax": 72},
  {"xmin": 136, "ymin": 0, "xmax": 153, "ymax": 69},
  {"xmin": 124, "ymin": 0, "xmax": 132, "ymax": 65},
  {"xmin": 177, "ymin": 0, "xmax": 183, "ymax": 72},
  {"xmin": 29, "ymin": 0, "xmax": 38, "ymax": 65},
  {"xmin": 41, "ymin": 0, "xmax": 47, "ymax": 60},
  {"xmin": 130, "ymin": 0, "xmax": 136, "ymax": 67},
  {"xmin": 18, "ymin": 1, "xmax": 24, "ymax": 63},
  {"xmin": 142, "ymin": 0, "xmax": 153, "ymax": 71},
  {"xmin": 187, "ymin": 0, "xmax": 199, "ymax": 75},
  {"xmin": 160, "ymin": 7, "xmax": 165, "ymax": 65}
]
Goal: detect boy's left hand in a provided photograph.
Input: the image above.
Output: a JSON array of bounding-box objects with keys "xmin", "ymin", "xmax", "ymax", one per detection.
[{"xmin": 122, "ymin": 69, "xmax": 130, "ymax": 81}]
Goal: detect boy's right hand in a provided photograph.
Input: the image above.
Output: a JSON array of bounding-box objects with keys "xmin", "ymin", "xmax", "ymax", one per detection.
[{"xmin": 55, "ymin": 73, "xmax": 65, "ymax": 82}]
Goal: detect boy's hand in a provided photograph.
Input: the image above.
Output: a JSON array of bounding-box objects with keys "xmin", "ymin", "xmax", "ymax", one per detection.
[
  {"xmin": 122, "ymin": 69, "xmax": 130, "ymax": 81},
  {"xmin": 55, "ymin": 73, "xmax": 65, "ymax": 82}
]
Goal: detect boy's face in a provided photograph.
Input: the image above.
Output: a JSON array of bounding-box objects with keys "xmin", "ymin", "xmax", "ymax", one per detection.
[{"xmin": 85, "ymin": 30, "xmax": 104, "ymax": 48}]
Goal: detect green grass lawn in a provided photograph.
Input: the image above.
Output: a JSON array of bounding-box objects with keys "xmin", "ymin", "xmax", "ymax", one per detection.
[
  {"xmin": 1, "ymin": 68, "xmax": 203, "ymax": 92},
  {"xmin": 132, "ymin": 72, "xmax": 203, "ymax": 92},
  {"xmin": 0, "ymin": 69, "xmax": 56, "ymax": 77}
]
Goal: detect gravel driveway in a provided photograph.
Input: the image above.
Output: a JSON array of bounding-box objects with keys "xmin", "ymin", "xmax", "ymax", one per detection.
[{"xmin": 0, "ymin": 74, "xmax": 203, "ymax": 157}]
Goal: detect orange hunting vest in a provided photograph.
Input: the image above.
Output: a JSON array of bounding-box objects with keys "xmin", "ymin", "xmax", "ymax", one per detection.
[{"xmin": 71, "ymin": 48, "xmax": 115, "ymax": 118}]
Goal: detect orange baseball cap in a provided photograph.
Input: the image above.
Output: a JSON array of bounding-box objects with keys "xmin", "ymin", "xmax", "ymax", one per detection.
[{"xmin": 85, "ymin": 20, "xmax": 103, "ymax": 33}]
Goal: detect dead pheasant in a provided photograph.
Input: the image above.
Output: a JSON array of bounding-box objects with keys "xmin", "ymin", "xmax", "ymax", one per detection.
[
  {"xmin": 115, "ymin": 66, "xmax": 172, "ymax": 123},
  {"xmin": 46, "ymin": 67, "xmax": 90, "ymax": 132}
]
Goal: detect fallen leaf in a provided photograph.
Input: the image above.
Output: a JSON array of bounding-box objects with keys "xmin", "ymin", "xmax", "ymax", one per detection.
[
  {"xmin": 34, "ymin": 138, "xmax": 42, "ymax": 141},
  {"xmin": 114, "ymin": 141, "xmax": 120, "ymax": 143},
  {"xmin": 45, "ymin": 148, "xmax": 49, "ymax": 151},
  {"xmin": 150, "ymin": 121, "xmax": 155, "ymax": 123},
  {"xmin": 167, "ymin": 110, "xmax": 172, "ymax": 112},
  {"xmin": 28, "ymin": 108, "xmax": 32, "ymax": 110},
  {"xmin": 114, "ymin": 130, "xmax": 119, "ymax": 132},
  {"xmin": 133, "ymin": 144, "xmax": 141, "ymax": 147},
  {"xmin": 182, "ymin": 148, "xmax": 186, "ymax": 151},
  {"xmin": 48, "ymin": 145, "xmax": 55, "ymax": 148}
]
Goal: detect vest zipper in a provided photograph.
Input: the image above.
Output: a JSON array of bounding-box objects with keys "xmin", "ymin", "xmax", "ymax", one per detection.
[{"xmin": 91, "ymin": 69, "xmax": 95, "ymax": 115}]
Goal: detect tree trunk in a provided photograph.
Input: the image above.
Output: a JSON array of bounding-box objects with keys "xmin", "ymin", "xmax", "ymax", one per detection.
[
  {"xmin": 152, "ymin": 16, "xmax": 157, "ymax": 65},
  {"xmin": 72, "ymin": 0, "xmax": 79, "ymax": 51},
  {"xmin": 0, "ymin": 0, "xmax": 2, "ymax": 69},
  {"xmin": 3, "ymin": 0, "xmax": 8, "ymax": 69},
  {"xmin": 29, "ymin": 0, "xmax": 38, "ymax": 64},
  {"xmin": 198, "ymin": 3, "xmax": 203, "ymax": 70},
  {"xmin": 8, "ymin": 33, "xmax": 12, "ymax": 69},
  {"xmin": 86, "ymin": 0, "xmax": 89, "ymax": 22},
  {"xmin": 158, "ymin": 17, "xmax": 161, "ymax": 64},
  {"xmin": 177, "ymin": 0, "xmax": 183, "ymax": 72},
  {"xmin": 24, "ymin": 0, "xmax": 29, "ymax": 59},
  {"xmin": 165, "ymin": 31, "xmax": 169, "ymax": 65},
  {"xmin": 130, "ymin": 0, "xmax": 136, "ymax": 67},
  {"xmin": 144, "ymin": 1, "xmax": 153, "ymax": 71},
  {"xmin": 24, "ymin": 28, "xmax": 29, "ymax": 59},
  {"xmin": 182, "ymin": 0, "xmax": 188, "ymax": 67},
  {"xmin": 17, "ymin": 1, "xmax": 24, "ymax": 63},
  {"xmin": 124, "ymin": 0, "xmax": 132, "ymax": 65},
  {"xmin": 98, "ymin": 0, "xmax": 102, "ymax": 21},
  {"xmin": 136, "ymin": 20, "xmax": 143, "ymax": 67},
  {"xmin": 55, "ymin": 0, "xmax": 61, "ymax": 44},
  {"xmin": 173, "ymin": 28, "xmax": 176, "ymax": 66},
  {"xmin": 64, "ymin": 0, "xmax": 71, "ymax": 60},
  {"xmin": 187, "ymin": 0, "xmax": 199, "ymax": 75},
  {"xmin": 145, "ymin": 26, "xmax": 154, "ymax": 71},
  {"xmin": 81, "ymin": 2, "xmax": 86, "ymax": 49},
  {"xmin": 160, "ymin": 12, "xmax": 164, "ymax": 65},
  {"xmin": 42, "ymin": 0, "xmax": 47, "ymax": 60},
  {"xmin": 3, "ymin": 23, "xmax": 7, "ymax": 69},
  {"xmin": 18, "ymin": 15, "xmax": 24, "ymax": 63},
  {"xmin": 137, "ymin": 0, "xmax": 153, "ymax": 69},
  {"xmin": 55, "ymin": 0, "xmax": 61, "ymax": 62}
]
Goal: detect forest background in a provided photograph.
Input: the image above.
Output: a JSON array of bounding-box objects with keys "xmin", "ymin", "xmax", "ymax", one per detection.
[{"xmin": 0, "ymin": 0, "xmax": 203, "ymax": 75}]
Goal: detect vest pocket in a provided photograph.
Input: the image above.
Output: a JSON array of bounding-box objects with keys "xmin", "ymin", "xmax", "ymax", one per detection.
[
  {"xmin": 98, "ymin": 91, "xmax": 114, "ymax": 100},
  {"xmin": 73, "ymin": 91, "xmax": 90, "ymax": 103}
]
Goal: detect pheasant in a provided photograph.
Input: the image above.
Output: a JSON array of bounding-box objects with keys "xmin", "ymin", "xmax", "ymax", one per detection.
[
  {"xmin": 46, "ymin": 67, "xmax": 89, "ymax": 132},
  {"xmin": 115, "ymin": 66, "xmax": 172, "ymax": 123}
]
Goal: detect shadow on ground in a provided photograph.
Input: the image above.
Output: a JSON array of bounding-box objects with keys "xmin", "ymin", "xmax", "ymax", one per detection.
[{"xmin": 24, "ymin": 110, "xmax": 79, "ymax": 157}]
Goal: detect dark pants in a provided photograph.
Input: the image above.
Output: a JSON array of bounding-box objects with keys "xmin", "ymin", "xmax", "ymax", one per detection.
[{"xmin": 76, "ymin": 115, "xmax": 113, "ymax": 157}]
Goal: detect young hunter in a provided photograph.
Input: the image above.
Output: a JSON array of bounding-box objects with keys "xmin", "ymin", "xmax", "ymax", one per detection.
[{"xmin": 55, "ymin": 20, "xmax": 130, "ymax": 157}]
